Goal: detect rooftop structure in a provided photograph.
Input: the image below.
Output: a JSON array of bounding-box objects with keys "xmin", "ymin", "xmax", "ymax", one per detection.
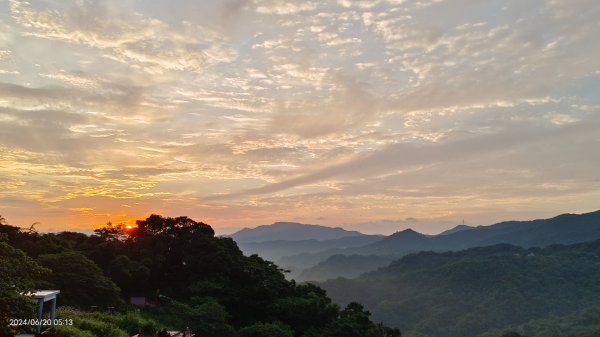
[{"xmin": 26, "ymin": 290, "xmax": 60, "ymax": 336}]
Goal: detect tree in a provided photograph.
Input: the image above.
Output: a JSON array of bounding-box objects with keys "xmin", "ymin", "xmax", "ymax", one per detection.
[
  {"xmin": 2, "ymin": 213, "xmax": 401, "ymax": 337},
  {"xmin": 93, "ymin": 222, "xmax": 129, "ymax": 242},
  {"xmin": 144, "ymin": 297, "xmax": 236, "ymax": 337},
  {"xmin": 499, "ymin": 332, "xmax": 529, "ymax": 337},
  {"xmin": 135, "ymin": 214, "xmax": 214, "ymax": 237},
  {"xmin": 0, "ymin": 233, "xmax": 49, "ymax": 336},
  {"xmin": 37, "ymin": 251, "xmax": 124, "ymax": 309},
  {"xmin": 239, "ymin": 322, "xmax": 294, "ymax": 337},
  {"xmin": 106, "ymin": 255, "xmax": 150, "ymax": 296},
  {"xmin": 321, "ymin": 302, "xmax": 401, "ymax": 337},
  {"xmin": 270, "ymin": 283, "xmax": 339, "ymax": 334}
]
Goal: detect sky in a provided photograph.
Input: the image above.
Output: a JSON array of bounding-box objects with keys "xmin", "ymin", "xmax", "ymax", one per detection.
[{"xmin": 0, "ymin": 0, "xmax": 599, "ymax": 235}]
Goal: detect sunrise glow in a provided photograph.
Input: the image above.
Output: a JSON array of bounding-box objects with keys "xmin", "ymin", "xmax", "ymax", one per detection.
[{"xmin": 1, "ymin": 0, "xmax": 599, "ymax": 235}]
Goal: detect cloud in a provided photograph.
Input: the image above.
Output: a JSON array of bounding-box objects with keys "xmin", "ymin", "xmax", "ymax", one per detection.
[
  {"xmin": 268, "ymin": 71, "xmax": 379, "ymax": 137},
  {"xmin": 224, "ymin": 116, "xmax": 600, "ymax": 197},
  {"xmin": 1, "ymin": 0, "xmax": 599, "ymax": 233},
  {"xmin": 9, "ymin": 0, "xmax": 235, "ymax": 74},
  {"xmin": 254, "ymin": 1, "xmax": 319, "ymax": 15}
]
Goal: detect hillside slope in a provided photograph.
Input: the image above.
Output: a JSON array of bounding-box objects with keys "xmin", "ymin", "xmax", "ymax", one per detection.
[
  {"xmin": 320, "ymin": 240, "xmax": 600, "ymax": 337},
  {"xmin": 298, "ymin": 254, "xmax": 396, "ymax": 282}
]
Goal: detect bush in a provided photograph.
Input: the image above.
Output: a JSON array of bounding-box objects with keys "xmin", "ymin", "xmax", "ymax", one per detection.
[
  {"xmin": 239, "ymin": 322, "xmax": 294, "ymax": 337},
  {"xmin": 56, "ymin": 307, "xmax": 157, "ymax": 337},
  {"xmin": 53, "ymin": 325, "xmax": 95, "ymax": 337},
  {"xmin": 76, "ymin": 318, "xmax": 129, "ymax": 337}
]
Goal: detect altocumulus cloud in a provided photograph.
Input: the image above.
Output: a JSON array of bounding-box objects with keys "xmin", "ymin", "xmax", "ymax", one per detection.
[{"xmin": 0, "ymin": 0, "xmax": 599, "ymax": 234}]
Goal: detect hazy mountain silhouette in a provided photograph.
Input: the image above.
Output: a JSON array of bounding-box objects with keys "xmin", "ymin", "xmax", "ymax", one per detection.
[
  {"xmin": 438, "ymin": 224, "xmax": 474, "ymax": 235},
  {"xmin": 278, "ymin": 210, "xmax": 600, "ymax": 280},
  {"xmin": 229, "ymin": 222, "xmax": 366, "ymax": 242},
  {"xmin": 275, "ymin": 228, "xmax": 430, "ymax": 270},
  {"xmin": 237, "ymin": 235, "xmax": 383, "ymax": 262},
  {"xmin": 354, "ymin": 228, "xmax": 431, "ymax": 255}
]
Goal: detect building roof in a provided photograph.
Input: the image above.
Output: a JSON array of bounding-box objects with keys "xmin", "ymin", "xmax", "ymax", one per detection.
[{"xmin": 27, "ymin": 290, "xmax": 60, "ymax": 301}]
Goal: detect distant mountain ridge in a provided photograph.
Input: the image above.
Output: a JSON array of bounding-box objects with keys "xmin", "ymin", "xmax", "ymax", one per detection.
[
  {"xmin": 278, "ymin": 210, "xmax": 600, "ymax": 279},
  {"xmin": 230, "ymin": 221, "xmax": 366, "ymax": 243},
  {"xmin": 438, "ymin": 224, "xmax": 473, "ymax": 235},
  {"xmin": 237, "ymin": 235, "xmax": 383, "ymax": 262}
]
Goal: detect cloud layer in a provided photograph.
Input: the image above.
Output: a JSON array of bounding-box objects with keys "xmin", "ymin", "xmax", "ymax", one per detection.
[{"xmin": 1, "ymin": 0, "xmax": 599, "ymax": 234}]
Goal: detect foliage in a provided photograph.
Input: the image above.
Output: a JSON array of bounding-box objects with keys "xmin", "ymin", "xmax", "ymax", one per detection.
[
  {"xmin": 498, "ymin": 333, "xmax": 529, "ymax": 337},
  {"xmin": 239, "ymin": 322, "xmax": 294, "ymax": 337},
  {"xmin": 0, "ymin": 231, "xmax": 49, "ymax": 337},
  {"xmin": 134, "ymin": 214, "xmax": 214, "ymax": 237},
  {"xmin": 53, "ymin": 325, "xmax": 96, "ymax": 337},
  {"xmin": 321, "ymin": 241, "xmax": 600, "ymax": 337},
  {"xmin": 142, "ymin": 296, "xmax": 236, "ymax": 337},
  {"xmin": 55, "ymin": 307, "xmax": 158, "ymax": 337},
  {"xmin": 319, "ymin": 302, "xmax": 401, "ymax": 337},
  {"xmin": 483, "ymin": 307, "xmax": 600, "ymax": 337},
  {"xmin": 106, "ymin": 255, "xmax": 151, "ymax": 296},
  {"xmin": 37, "ymin": 251, "xmax": 124, "ymax": 309},
  {"xmin": 0, "ymin": 214, "xmax": 397, "ymax": 337}
]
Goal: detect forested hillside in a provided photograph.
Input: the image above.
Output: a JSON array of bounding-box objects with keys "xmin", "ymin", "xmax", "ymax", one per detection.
[
  {"xmin": 298, "ymin": 254, "xmax": 396, "ymax": 282},
  {"xmin": 0, "ymin": 215, "xmax": 399, "ymax": 337},
  {"xmin": 321, "ymin": 240, "xmax": 600, "ymax": 337}
]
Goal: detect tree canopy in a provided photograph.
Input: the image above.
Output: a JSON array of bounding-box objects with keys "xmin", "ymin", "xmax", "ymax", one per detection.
[
  {"xmin": 0, "ymin": 233, "xmax": 49, "ymax": 336},
  {"xmin": 321, "ymin": 241, "xmax": 600, "ymax": 337},
  {"xmin": 0, "ymin": 214, "xmax": 399, "ymax": 337}
]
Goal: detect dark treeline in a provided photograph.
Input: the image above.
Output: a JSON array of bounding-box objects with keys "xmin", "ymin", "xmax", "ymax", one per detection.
[{"xmin": 0, "ymin": 214, "xmax": 399, "ymax": 337}]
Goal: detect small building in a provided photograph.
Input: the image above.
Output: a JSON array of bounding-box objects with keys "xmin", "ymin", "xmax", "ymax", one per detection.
[
  {"xmin": 20, "ymin": 290, "xmax": 60, "ymax": 336},
  {"xmin": 129, "ymin": 296, "xmax": 150, "ymax": 306},
  {"xmin": 130, "ymin": 293, "xmax": 158, "ymax": 307}
]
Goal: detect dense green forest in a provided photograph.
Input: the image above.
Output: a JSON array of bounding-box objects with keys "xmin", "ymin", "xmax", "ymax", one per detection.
[
  {"xmin": 321, "ymin": 240, "xmax": 600, "ymax": 337},
  {"xmin": 0, "ymin": 215, "xmax": 399, "ymax": 337}
]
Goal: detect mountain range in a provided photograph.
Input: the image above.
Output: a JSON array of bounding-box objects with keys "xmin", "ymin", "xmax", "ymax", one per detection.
[
  {"xmin": 229, "ymin": 221, "xmax": 365, "ymax": 242},
  {"xmin": 229, "ymin": 210, "xmax": 600, "ymax": 282},
  {"xmin": 236, "ymin": 235, "xmax": 383, "ymax": 263}
]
